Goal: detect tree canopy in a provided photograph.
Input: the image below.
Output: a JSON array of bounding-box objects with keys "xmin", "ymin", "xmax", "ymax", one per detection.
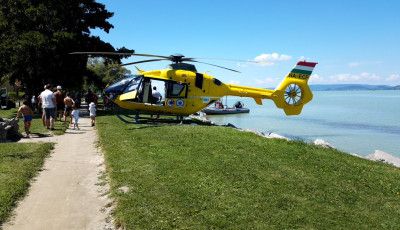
[
  {"xmin": 86, "ymin": 58, "xmax": 131, "ymax": 91},
  {"xmin": 0, "ymin": 0, "xmax": 133, "ymax": 94}
]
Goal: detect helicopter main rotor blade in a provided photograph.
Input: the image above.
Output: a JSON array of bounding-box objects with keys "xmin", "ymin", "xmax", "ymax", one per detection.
[
  {"xmin": 120, "ymin": 59, "xmax": 166, "ymax": 66},
  {"xmin": 70, "ymin": 52, "xmax": 170, "ymax": 59},
  {"xmin": 70, "ymin": 52, "xmax": 135, "ymax": 56},
  {"xmin": 189, "ymin": 60, "xmax": 241, "ymax": 73},
  {"xmin": 188, "ymin": 57, "xmax": 268, "ymax": 64}
]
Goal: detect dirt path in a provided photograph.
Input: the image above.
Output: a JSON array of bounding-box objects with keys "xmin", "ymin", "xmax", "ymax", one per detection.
[{"xmin": 3, "ymin": 107, "xmax": 114, "ymax": 230}]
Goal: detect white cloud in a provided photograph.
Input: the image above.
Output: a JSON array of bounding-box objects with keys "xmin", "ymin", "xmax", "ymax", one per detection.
[
  {"xmin": 254, "ymin": 53, "xmax": 292, "ymax": 65},
  {"xmin": 298, "ymin": 56, "xmax": 311, "ymax": 61},
  {"xmin": 253, "ymin": 78, "xmax": 280, "ymax": 86},
  {"xmin": 255, "ymin": 79, "xmax": 265, "ymax": 84},
  {"xmin": 330, "ymin": 72, "xmax": 381, "ymax": 82},
  {"xmin": 228, "ymin": 80, "xmax": 241, "ymax": 85},
  {"xmin": 386, "ymin": 74, "xmax": 400, "ymax": 81},
  {"xmin": 309, "ymin": 74, "xmax": 323, "ymax": 83},
  {"xmin": 360, "ymin": 72, "xmax": 380, "ymax": 80}
]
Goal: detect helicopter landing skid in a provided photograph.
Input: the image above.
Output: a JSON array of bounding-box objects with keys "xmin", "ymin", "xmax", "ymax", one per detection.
[
  {"xmin": 115, "ymin": 112, "xmax": 140, "ymax": 124},
  {"xmin": 113, "ymin": 108, "xmax": 186, "ymax": 124}
]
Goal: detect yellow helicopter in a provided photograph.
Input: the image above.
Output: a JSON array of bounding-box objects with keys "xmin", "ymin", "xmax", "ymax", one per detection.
[{"xmin": 72, "ymin": 52, "xmax": 317, "ymax": 122}]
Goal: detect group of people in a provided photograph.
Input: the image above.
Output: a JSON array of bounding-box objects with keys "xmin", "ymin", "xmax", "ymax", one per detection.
[{"xmin": 16, "ymin": 85, "xmax": 97, "ymax": 137}]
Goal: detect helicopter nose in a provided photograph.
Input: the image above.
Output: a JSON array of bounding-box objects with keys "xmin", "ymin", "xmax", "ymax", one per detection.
[{"xmin": 104, "ymin": 86, "xmax": 121, "ymax": 96}]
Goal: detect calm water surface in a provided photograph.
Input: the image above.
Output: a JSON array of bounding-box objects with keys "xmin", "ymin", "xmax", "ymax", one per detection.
[{"xmin": 203, "ymin": 91, "xmax": 400, "ymax": 158}]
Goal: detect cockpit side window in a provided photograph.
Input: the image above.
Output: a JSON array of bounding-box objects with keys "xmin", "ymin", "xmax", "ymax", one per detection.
[
  {"xmin": 105, "ymin": 75, "xmax": 143, "ymax": 95},
  {"xmin": 166, "ymin": 82, "xmax": 187, "ymax": 98},
  {"xmin": 123, "ymin": 76, "xmax": 142, "ymax": 93}
]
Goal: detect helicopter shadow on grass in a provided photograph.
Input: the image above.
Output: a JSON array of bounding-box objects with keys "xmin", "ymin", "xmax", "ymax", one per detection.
[
  {"xmin": 121, "ymin": 118, "xmax": 177, "ymax": 130},
  {"xmin": 122, "ymin": 117, "xmax": 209, "ymax": 130}
]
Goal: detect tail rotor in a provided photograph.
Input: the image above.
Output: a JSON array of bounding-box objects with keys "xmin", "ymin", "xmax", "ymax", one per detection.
[{"xmin": 272, "ymin": 61, "xmax": 318, "ymax": 115}]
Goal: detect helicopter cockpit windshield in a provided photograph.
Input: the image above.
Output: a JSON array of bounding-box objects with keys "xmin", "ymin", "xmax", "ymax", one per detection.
[{"xmin": 105, "ymin": 75, "xmax": 143, "ymax": 95}]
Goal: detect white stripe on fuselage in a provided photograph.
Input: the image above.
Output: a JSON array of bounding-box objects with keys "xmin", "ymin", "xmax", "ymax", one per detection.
[{"xmin": 187, "ymin": 96, "xmax": 220, "ymax": 99}]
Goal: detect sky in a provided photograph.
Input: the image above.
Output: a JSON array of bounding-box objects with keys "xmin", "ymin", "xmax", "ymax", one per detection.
[{"xmin": 91, "ymin": 0, "xmax": 400, "ymax": 88}]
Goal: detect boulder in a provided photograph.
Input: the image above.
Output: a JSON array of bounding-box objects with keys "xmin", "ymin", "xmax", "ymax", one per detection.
[
  {"xmin": 366, "ymin": 150, "xmax": 400, "ymax": 168},
  {"xmin": 243, "ymin": 129, "xmax": 265, "ymax": 137},
  {"xmin": 314, "ymin": 138, "xmax": 335, "ymax": 149},
  {"xmin": 0, "ymin": 117, "xmax": 19, "ymax": 140},
  {"xmin": 266, "ymin": 132, "xmax": 290, "ymax": 140},
  {"xmin": 0, "ymin": 123, "xmax": 7, "ymax": 140},
  {"xmin": 224, "ymin": 123, "xmax": 237, "ymax": 129}
]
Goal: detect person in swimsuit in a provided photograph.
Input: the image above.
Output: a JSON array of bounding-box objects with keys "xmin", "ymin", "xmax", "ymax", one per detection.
[
  {"xmin": 64, "ymin": 92, "xmax": 75, "ymax": 124},
  {"xmin": 17, "ymin": 99, "xmax": 34, "ymax": 137}
]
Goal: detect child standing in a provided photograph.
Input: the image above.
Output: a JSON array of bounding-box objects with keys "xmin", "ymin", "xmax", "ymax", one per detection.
[
  {"xmin": 71, "ymin": 104, "xmax": 80, "ymax": 130},
  {"xmin": 89, "ymin": 102, "xmax": 96, "ymax": 126},
  {"xmin": 17, "ymin": 99, "xmax": 34, "ymax": 137}
]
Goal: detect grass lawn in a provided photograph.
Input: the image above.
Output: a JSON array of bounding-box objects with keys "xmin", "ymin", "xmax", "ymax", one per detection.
[
  {"xmin": 96, "ymin": 112, "xmax": 400, "ymax": 229},
  {"xmin": 0, "ymin": 107, "xmax": 69, "ymax": 136},
  {"xmin": 0, "ymin": 142, "xmax": 54, "ymax": 225},
  {"xmin": 0, "ymin": 107, "xmax": 65, "ymax": 225}
]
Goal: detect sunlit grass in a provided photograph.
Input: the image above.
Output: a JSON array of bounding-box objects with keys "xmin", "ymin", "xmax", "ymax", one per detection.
[
  {"xmin": 0, "ymin": 142, "xmax": 54, "ymax": 225},
  {"xmin": 96, "ymin": 111, "xmax": 400, "ymax": 229},
  {"xmin": 0, "ymin": 107, "xmax": 69, "ymax": 136}
]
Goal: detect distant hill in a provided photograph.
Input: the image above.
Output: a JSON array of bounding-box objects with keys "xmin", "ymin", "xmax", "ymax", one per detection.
[{"xmin": 309, "ymin": 84, "xmax": 400, "ymax": 91}]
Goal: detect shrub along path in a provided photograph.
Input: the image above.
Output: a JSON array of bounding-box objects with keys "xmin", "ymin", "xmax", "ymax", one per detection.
[{"xmin": 3, "ymin": 105, "xmax": 112, "ymax": 230}]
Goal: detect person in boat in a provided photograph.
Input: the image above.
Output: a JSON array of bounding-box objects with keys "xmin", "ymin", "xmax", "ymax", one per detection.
[
  {"xmin": 234, "ymin": 101, "xmax": 243, "ymax": 108},
  {"xmin": 215, "ymin": 101, "xmax": 223, "ymax": 109}
]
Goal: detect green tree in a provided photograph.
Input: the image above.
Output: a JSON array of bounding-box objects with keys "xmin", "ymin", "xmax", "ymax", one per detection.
[
  {"xmin": 0, "ymin": 0, "xmax": 133, "ymax": 95},
  {"xmin": 86, "ymin": 57, "xmax": 131, "ymax": 91}
]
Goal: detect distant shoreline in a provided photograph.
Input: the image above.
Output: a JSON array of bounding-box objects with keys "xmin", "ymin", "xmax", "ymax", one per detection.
[
  {"xmin": 266, "ymin": 84, "xmax": 400, "ymax": 91},
  {"xmin": 309, "ymin": 84, "xmax": 400, "ymax": 91}
]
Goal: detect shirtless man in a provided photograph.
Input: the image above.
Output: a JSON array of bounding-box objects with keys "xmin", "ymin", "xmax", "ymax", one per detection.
[
  {"xmin": 64, "ymin": 92, "xmax": 75, "ymax": 124},
  {"xmin": 17, "ymin": 99, "xmax": 34, "ymax": 137},
  {"xmin": 54, "ymin": 85, "xmax": 65, "ymax": 121}
]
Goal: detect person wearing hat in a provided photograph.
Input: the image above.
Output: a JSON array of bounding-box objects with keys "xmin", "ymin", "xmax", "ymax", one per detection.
[
  {"xmin": 89, "ymin": 102, "xmax": 96, "ymax": 126},
  {"xmin": 54, "ymin": 85, "xmax": 65, "ymax": 121}
]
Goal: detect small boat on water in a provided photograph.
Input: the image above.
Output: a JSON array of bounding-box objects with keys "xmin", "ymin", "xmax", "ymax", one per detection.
[{"xmin": 202, "ymin": 101, "xmax": 250, "ymax": 115}]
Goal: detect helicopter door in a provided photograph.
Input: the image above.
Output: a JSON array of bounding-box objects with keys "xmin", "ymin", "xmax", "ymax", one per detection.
[
  {"xmin": 195, "ymin": 73, "xmax": 203, "ymax": 89},
  {"xmin": 195, "ymin": 73, "xmax": 209, "ymax": 94},
  {"xmin": 142, "ymin": 81, "xmax": 151, "ymax": 103}
]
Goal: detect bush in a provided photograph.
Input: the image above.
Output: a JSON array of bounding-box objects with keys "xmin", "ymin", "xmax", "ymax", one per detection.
[
  {"xmin": 7, "ymin": 92, "xmax": 15, "ymax": 99},
  {"xmin": 7, "ymin": 92, "xmax": 25, "ymax": 100},
  {"xmin": 7, "ymin": 99, "xmax": 16, "ymax": 109}
]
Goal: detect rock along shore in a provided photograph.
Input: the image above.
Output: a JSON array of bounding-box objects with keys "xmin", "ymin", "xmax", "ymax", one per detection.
[{"xmin": 191, "ymin": 116, "xmax": 400, "ymax": 168}]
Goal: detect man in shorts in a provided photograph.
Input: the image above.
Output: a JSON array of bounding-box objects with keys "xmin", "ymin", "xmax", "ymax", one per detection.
[
  {"xmin": 54, "ymin": 85, "xmax": 65, "ymax": 121},
  {"xmin": 39, "ymin": 84, "xmax": 56, "ymax": 130},
  {"xmin": 64, "ymin": 92, "xmax": 75, "ymax": 124},
  {"xmin": 17, "ymin": 99, "xmax": 34, "ymax": 137}
]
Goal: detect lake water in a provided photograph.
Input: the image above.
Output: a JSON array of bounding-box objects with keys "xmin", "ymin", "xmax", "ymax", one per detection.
[{"xmin": 203, "ymin": 91, "xmax": 400, "ymax": 158}]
